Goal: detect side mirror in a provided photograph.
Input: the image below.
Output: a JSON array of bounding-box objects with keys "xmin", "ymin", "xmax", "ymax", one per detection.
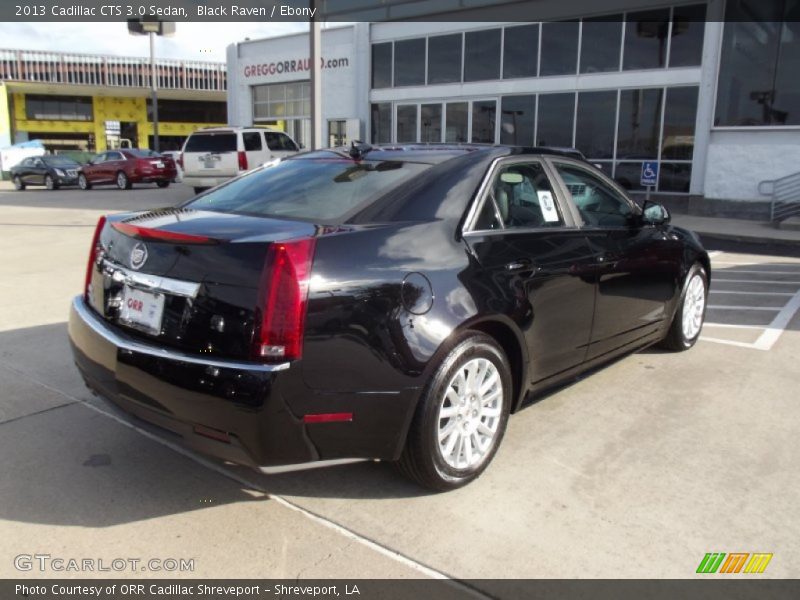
[{"xmin": 642, "ymin": 201, "xmax": 670, "ymax": 225}]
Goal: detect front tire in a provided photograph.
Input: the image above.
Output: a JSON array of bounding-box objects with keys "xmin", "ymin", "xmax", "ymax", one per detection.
[
  {"xmin": 45, "ymin": 174, "xmax": 57, "ymax": 190},
  {"xmin": 78, "ymin": 174, "xmax": 91, "ymax": 190},
  {"xmin": 396, "ymin": 333, "xmax": 511, "ymax": 491},
  {"xmin": 12, "ymin": 175, "xmax": 24, "ymax": 190},
  {"xmin": 116, "ymin": 171, "xmax": 131, "ymax": 190},
  {"xmin": 660, "ymin": 263, "xmax": 708, "ymax": 351}
]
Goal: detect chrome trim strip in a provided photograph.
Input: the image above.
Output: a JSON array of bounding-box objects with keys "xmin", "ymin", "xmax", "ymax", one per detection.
[
  {"xmin": 101, "ymin": 259, "xmax": 201, "ymax": 298},
  {"xmin": 258, "ymin": 458, "xmax": 370, "ymax": 474},
  {"xmin": 71, "ymin": 296, "xmax": 290, "ymax": 373}
]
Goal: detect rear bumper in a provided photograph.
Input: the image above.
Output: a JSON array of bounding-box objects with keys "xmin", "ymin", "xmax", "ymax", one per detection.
[
  {"xmin": 68, "ymin": 296, "xmax": 416, "ymax": 468},
  {"xmin": 182, "ymin": 175, "xmax": 231, "ymax": 188}
]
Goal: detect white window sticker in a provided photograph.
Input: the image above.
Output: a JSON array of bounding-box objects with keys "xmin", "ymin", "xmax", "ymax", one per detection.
[{"xmin": 537, "ymin": 191, "xmax": 559, "ymax": 222}]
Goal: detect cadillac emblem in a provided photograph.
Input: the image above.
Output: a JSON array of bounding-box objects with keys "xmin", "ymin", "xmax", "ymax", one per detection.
[{"xmin": 129, "ymin": 242, "xmax": 148, "ymax": 271}]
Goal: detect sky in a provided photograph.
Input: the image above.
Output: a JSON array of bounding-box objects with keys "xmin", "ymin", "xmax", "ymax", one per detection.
[{"xmin": 0, "ymin": 22, "xmax": 309, "ymax": 61}]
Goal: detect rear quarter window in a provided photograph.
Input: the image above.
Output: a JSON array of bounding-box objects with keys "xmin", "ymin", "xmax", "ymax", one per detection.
[
  {"xmin": 265, "ymin": 132, "xmax": 298, "ymax": 152},
  {"xmin": 184, "ymin": 133, "xmax": 237, "ymax": 153},
  {"xmin": 242, "ymin": 132, "xmax": 262, "ymax": 151}
]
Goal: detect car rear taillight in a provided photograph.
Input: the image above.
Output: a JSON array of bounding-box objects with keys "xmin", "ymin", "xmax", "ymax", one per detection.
[
  {"xmin": 254, "ymin": 238, "xmax": 316, "ymax": 362},
  {"xmin": 238, "ymin": 150, "xmax": 248, "ymax": 171},
  {"xmin": 84, "ymin": 216, "xmax": 107, "ymax": 300}
]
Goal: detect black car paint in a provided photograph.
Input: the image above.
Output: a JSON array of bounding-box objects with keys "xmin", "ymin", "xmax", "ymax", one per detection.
[
  {"xmin": 10, "ymin": 156, "xmax": 81, "ymax": 188},
  {"xmin": 69, "ymin": 146, "xmax": 709, "ymax": 468}
]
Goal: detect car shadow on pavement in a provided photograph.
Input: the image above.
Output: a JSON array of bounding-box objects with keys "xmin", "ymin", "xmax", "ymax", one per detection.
[{"xmin": 0, "ymin": 322, "xmax": 428, "ymax": 531}]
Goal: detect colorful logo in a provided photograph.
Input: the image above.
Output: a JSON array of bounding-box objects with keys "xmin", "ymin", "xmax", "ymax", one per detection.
[{"xmin": 696, "ymin": 553, "xmax": 773, "ymax": 574}]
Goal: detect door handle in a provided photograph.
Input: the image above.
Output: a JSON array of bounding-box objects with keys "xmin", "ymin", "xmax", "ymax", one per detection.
[{"xmin": 505, "ymin": 259, "xmax": 536, "ymax": 272}]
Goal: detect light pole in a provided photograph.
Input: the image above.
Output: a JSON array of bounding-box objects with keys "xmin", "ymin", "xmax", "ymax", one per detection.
[{"xmin": 127, "ymin": 19, "xmax": 175, "ymax": 153}]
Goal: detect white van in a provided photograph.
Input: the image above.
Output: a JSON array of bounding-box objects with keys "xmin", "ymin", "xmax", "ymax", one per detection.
[{"xmin": 180, "ymin": 126, "xmax": 300, "ymax": 193}]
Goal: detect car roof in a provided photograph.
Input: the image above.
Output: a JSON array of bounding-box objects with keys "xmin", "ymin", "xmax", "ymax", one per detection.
[
  {"xmin": 300, "ymin": 144, "xmax": 586, "ymax": 165},
  {"xmin": 190, "ymin": 126, "xmax": 283, "ymax": 134}
]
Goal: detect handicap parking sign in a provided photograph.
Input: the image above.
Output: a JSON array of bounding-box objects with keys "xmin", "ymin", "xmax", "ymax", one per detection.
[{"xmin": 640, "ymin": 161, "xmax": 658, "ymax": 187}]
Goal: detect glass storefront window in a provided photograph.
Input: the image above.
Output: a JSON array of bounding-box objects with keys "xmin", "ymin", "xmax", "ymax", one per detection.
[
  {"xmin": 716, "ymin": 0, "xmax": 800, "ymax": 126},
  {"xmin": 659, "ymin": 163, "xmax": 692, "ymax": 193},
  {"xmin": 537, "ymin": 93, "xmax": 575, "ymax": 147},
  {"xmin": 371, "ymin": 43, "xmax": 392, "ymax": 89},
  {"xmin": 613, "ymin": 162, "xmax": 648, "ymax": 191},
  {"xmin": 617, "ymin": 88, "xmax": 663, "ymax": 160},
  {"xmin": 427, "ymin": 34, "xmax": 462, "ymax": 84},
  {"xmin": 371, "ymin": 103, "xmax": 392, "ymax": 144},
  {"xmin": 471, "ymin": 100, "xmax": 497, "ymax": 143},
  {"xmin": 575, "ymin": 90, "xmax": 617, "ymax": 159},
  {"xmin": 464, "ymin": 29, "xmax": 502, "ymax": 82},
  {"xmin": 394, "ymin": 38, "xmax": 425, "ymax": 86},
  {"xmin": 421, "ymin": 104, "xmax": 443, "ymax": 142},
  {"xmin": 580, "ymin": 16, "xmax": 622, "ymax": 74},
  {"xmin": 663, "ymin": 86, "xmax": 698, "ymax": 160},
  {"xmin": 500, "ymin": 95, "xmax": 535, "ymax": 146},
  {"xmin": 669, "ymin": 4, "xmax": 706, "ymax": 67},
  {"xmin": 623, "ymin": 9, "xmax": 670, "ymax": 70},
  {"xmin": 253, "ymin": 82, "xmax": 309, "ymax": 120},
  {"xmin": 503, "ymin": 24, "xmax": 538, "ymax": 79},
  {"xmin": 540, "ymin": 20, "xmax": 579, "ymax": 76},
  {"xmin": 445, "ymin": 102, "xmax": 468, "ymax": 142},
  {"xmin": 396, "ymin": 104, "xmax": 418, "ymax": 143}
]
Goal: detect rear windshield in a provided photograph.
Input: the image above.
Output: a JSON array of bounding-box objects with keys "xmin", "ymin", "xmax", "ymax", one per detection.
[
  {"xmin": 184, "ymin": 133, "xmax": 236, "ymax": 153},
  {"xmin": 185, "ymin": 157, "xmax": 431, "ymax": 222},
  {"xmin": 125, "ymin": 149, "xmax": 160, "ymax": 158}
]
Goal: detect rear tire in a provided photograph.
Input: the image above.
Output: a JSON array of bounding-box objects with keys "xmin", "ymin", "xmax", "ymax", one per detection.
[
  {"xmin": 78, "ymin": 174, "xmax": 91, "ymax": 190},
  {"xmin": 395, "ymin": 332, "xmax": 511, "ymax": 491},
  {"xmin": 156, "ymin": 180, "xmax": 170, "ymax": 188},
  {"xmin": 193, "ymin": 187, "xmax": 209, "ymax": 195},
  {"xmin": 12, "ymin": 175, "xmax": 24, "ymax": 190},
  {"xmin": 116, "ymin": 171, "xmax": 131, "ymax": 190},
  {"xmin": 660, "ymin": 263, "xmax": 708, "ymax": 351}
]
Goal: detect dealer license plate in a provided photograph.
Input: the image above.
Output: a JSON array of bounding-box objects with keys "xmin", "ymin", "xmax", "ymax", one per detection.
[{"xmin": 119, "ymin": 286, "xmax": 164, "ymax": 334}]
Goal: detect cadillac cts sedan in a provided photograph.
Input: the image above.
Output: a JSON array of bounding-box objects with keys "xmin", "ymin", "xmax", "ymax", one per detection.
[{"xmin": 68, "ymin": 145, "xmax": 710, "ymax": 490}]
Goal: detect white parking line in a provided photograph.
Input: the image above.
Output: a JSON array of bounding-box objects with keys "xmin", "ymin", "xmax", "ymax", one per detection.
[
  {"xmin": 710, "ymin": 290, "xmax": 794, "ymax": 296},
  {"xmin": 706, "ymin": 305, "xmax": 781, "ymax": 311},
  {"xmin": 710, "ymin": 279, "xmax": 800, "ymax": 285},
  {"xmin": 709, "ymin": 269, "xmax": 800, "ymax": 276},
  {"xmin": 704, "ymin": 323, "xmax": 765, "ymax": 330}
]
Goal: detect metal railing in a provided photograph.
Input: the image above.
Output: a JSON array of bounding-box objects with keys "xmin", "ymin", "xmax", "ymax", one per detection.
[
  {"xmin": 758, "ymin": 171, "xmax": 800, "ymax": 223},
  {"xmin": 0, "ymin": 48, "xmax": 226, "ymax": 92}
]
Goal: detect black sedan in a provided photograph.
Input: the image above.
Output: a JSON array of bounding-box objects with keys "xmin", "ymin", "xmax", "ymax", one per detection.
[
  {"xmin": 68, "ymin": 144, "xmax": 710, "ymax": 490},
  {"xmin": 10, "ymin": 155, "xmax": 81, "ymax": 190}
]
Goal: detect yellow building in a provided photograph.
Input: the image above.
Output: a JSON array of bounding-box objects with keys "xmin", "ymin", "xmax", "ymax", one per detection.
[{"xmin": 0, "ymin": 48, "xmax": 228, "ymax": 157}]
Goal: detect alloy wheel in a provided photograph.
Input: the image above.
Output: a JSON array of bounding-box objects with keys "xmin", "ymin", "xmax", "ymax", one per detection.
[
  {"xmin": 437, "ymin": 357, "xmax": 503, "ymax": 470},
  {"xmin": 682, "ymin": 273, "xmax": 706, "ymax": 340}
]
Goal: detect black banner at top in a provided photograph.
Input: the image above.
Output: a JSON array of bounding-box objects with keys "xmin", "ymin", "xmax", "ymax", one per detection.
[{"xmin": 0, "ymin": 0, "xmax": 794, "ymax": 22}]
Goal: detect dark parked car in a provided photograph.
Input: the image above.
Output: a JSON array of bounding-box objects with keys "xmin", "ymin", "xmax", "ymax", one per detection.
[
  {"xmin": 68, "ymin": 144, "xmax": 710, "ymax": 490},
  {"xmin": 10, "ymin": 155, "xmax": 81, "ymax": 190},
  {"xmin": 78, "ymin": 149, "xmax": 177, "ymax": 190}
]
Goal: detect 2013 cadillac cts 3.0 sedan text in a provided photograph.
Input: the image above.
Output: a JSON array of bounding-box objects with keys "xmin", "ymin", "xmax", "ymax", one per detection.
[{"xmin": 68, "ymin": 144, "xmax": 710, "ymax": 490}]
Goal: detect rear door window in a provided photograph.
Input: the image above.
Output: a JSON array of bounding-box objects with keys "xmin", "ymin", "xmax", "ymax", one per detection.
[
  {"xmin": 184, "ymin": 133, "xmax": 237, "ymax": 153},
  {"xmin": 185, "ymin": 157, "xmax": 430, "ymax": 222},
  {"xmin": 265, "ymin": 132, "xmax": 298, "ymax": 151},
  {"xmin": 243, "ymin": 132, "xmax": 263, "ymax": 151}
]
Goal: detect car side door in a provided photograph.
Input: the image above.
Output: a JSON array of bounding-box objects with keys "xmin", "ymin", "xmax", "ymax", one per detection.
[
  {"xmin": 549, "ymin": 159, "xmax": 682, "ymax": 359},
  {"xmin": 241, "ymin": 131, "xmax": 265, "ymax": 169},
  {"xmin": 463, "ymin": 158, "xmax": 597, "ymax": 383},
  {"xmin": 104, "ymin": 151, "xmax": 125, "ymax": 182},
  {"xmin": 84, "ymin": 153, "xmax": 106, "ymax": 182},
  {"xmin": 15, "ymin": 158, "xmax": 33, "ymax": 183},
  {"xmin": 30, "ymin": 157, "xmax": 48, "ymax": 184}
]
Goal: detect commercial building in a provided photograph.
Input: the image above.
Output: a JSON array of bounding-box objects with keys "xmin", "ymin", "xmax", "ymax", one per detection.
[
  {"xmin": 226, "ymin": 0, "xmax": 799, "ymax": 207},
  {"xmin": 0, "ymin": 48, "xmax": 227, "ymax": 156}
]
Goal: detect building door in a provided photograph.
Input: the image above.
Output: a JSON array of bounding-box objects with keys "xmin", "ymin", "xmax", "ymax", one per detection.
[
  {"xmin": 328, "ymin": 120, "xmax": 347, "ymax": 147},
  {"xmin": 119, "ymin": 122, "xmax": 138, "ymax": 149}
]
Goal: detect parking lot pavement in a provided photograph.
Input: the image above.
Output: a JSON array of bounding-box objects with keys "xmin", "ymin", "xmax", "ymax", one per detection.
[{"xmin": 1, "ymin": 187, "xmax": 798, "ymax": 583}]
